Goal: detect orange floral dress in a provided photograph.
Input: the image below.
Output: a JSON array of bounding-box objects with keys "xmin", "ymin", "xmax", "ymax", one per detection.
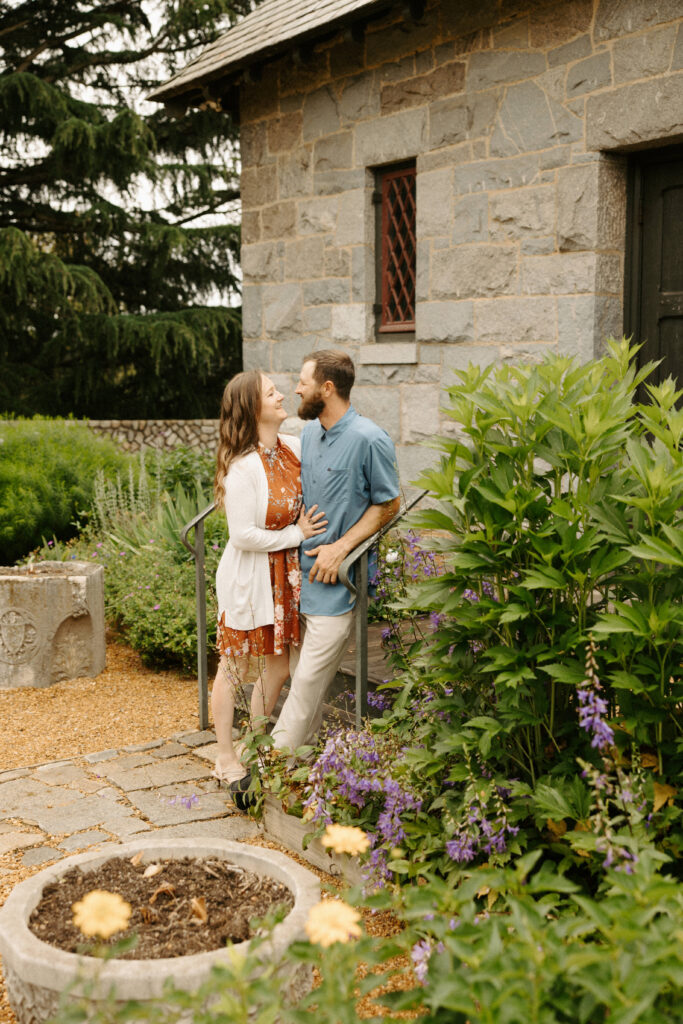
[{"xmin": 217, "ymin": 439, "xmax": 302, "ymax": 660}]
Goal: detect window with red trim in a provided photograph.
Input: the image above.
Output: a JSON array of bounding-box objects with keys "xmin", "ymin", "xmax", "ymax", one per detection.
[{"xmin": 377, "ymin": 163, "xmax": 416, "ymax": 333}]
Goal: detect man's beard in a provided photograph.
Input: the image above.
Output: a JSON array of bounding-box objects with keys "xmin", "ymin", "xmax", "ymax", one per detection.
[{"xmin": 298, "ymin": 393, "xmax": 325, "ymax": 420}]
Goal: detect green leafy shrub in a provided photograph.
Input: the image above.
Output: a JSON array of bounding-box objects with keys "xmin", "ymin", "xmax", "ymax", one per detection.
[
  {"xmin": 150, "ymin": 445, "xmax": 215, "ymax": 496},
  {"xmin": 377, "ymin": 850, "xmax": 683, "ymax": 1024},
  {"xmin": 98, "ymin": 520, "xmax": 225, "ymax": 672},
  {"xmin": 40, "ymin": 526, "xmax": 224, "ymax": 674},
  {"xmin": 0, "ymin": 417, "xmax": 131, "ymax": 564}
]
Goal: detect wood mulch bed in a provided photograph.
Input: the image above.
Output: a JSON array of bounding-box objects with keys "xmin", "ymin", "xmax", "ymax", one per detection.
[{"xmin": 30, "ymin": 855, "xmax": 294, "ymax": 958}]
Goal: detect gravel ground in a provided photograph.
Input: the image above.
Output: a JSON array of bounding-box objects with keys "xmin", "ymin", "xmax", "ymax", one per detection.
[{"xmin": 0, "ymin": 639, "xmax": 199, "ymax": 772}]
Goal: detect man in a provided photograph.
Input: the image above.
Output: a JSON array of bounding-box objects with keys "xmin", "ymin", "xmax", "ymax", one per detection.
[{"xmin": 271, "ymin": 349, "xmax": 400, "ymax": 752}]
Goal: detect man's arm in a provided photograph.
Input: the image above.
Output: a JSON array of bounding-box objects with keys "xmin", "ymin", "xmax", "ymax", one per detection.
[{"xmin": 306, "ymin": 496, "xmax": 400, "ymax": 585}]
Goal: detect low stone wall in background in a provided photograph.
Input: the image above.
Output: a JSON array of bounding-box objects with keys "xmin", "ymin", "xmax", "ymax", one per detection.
[{"xmin": 87, "ymin": 419, "xmax": 219, "ymax": 453}]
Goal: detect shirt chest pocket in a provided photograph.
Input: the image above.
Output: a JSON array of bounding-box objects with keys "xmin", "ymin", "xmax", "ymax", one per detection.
[{"xmin": 324, "ymin": 467, "xmax": 352, "ymax": 504}]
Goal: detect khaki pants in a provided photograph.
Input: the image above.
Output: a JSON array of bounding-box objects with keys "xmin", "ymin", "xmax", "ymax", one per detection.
[{"xmin": 271, "ymin": 610, "xmax": 354, "ymax": 751}]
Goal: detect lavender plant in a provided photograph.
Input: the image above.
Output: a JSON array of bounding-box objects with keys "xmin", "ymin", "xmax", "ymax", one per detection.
[
  {"xmin": 370, "ymin": 529, "xmax": 441, "ymax": 622},
  {"xmin": 566, "ymin": 637, "xmax": 647, "ymax": 874}
]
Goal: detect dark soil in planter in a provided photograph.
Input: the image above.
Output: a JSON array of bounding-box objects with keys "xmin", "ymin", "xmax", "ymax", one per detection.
[{"xmin": 29, "ymin": 856, "xmax": 294, "ymax": 959}]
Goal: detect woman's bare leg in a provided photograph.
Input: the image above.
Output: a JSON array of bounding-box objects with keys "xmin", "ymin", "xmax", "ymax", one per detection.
[
  {"xmin": 250, "ymin": 651, "xmax": 291, "ymax": 731},
  {"xmin": 211, "ymin": 654, "xmax": 249, "ymax": 781}
]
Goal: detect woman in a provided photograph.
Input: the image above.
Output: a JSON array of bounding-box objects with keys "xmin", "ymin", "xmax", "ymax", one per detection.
[{"xmin": 212, "ymin": 370, "xmax": 326, "ymax": 807}]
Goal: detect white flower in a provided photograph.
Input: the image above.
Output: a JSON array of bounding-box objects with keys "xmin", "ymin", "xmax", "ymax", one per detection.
[{"xmin": 385, "ymin": 550, "xmax": 400, "ymax": 564}]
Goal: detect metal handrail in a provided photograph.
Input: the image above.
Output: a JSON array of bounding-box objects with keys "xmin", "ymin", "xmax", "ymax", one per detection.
[
  {"xmin": 338, "ymin": 489, "xmax": 428, "ymax": 728},
  {"xmin": 180, "ymin": 501, "xmax": 216, "ymax": 730},
  {"xmin": 180, "ymin": 488, "xmax": 429, "ymax": 731}
]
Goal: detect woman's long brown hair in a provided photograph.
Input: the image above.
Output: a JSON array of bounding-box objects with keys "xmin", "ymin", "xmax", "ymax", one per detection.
[{"xmin": 214, "ymin": 370, "xmax": 262, "ymax": 508}]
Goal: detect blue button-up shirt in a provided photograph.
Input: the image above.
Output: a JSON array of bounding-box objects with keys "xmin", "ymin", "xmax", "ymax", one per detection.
[{"xmin": 300, "ymin": 406, "xmax": 399, "ymax": 616}]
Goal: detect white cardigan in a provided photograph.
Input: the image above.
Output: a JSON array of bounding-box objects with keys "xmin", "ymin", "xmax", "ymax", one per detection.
[{"xmin": 215, "ymin": 434, "xmax": 303, "ymax": 631}]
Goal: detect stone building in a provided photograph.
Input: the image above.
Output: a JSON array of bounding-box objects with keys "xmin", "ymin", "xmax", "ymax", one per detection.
[{"xmin": 151, "ymin": 0, "xmax": 683, "ymax": 482}]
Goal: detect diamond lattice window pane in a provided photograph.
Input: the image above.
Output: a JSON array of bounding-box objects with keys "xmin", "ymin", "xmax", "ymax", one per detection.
[{"xmin": 380, "ymin": 166, "xmax": 416, "ymax": 330}]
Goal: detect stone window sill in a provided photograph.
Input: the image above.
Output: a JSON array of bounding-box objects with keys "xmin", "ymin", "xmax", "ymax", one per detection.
[{"xmin": 358, "ymin": 342, "xmax": 418, "ymax": 365}]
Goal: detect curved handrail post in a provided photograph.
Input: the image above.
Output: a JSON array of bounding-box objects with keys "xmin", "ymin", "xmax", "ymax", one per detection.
[
  {"xmin": 180, "ymin": 502, "xmax": 216, "ymax": 730},
  {"xmin": 338, "ymin": 489, "xmax": 429, "ymax": 728}
]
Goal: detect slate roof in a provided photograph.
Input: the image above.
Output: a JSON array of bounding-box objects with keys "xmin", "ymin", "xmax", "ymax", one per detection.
[{"xmin": 149, "ymin": 0, "xmax": 388, "ymax": 103}]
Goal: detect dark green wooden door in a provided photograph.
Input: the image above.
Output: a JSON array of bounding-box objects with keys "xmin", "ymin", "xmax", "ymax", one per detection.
[{"xmin": 627, "ymin": 148, "xmax": 683, "ymax": 391}]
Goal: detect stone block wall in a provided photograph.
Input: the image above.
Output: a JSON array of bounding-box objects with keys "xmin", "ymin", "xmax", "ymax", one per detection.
[
  {"xmin": 87, "ymin": 420, "xmax": 219, "ymax": 453},
  {"xmin": 238, "ymin": 0, "xmax": 683, "ymax": 484}
]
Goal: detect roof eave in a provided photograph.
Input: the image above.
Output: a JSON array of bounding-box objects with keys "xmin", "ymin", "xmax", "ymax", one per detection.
[{"xmin": 148, "ymin": 0, "xmax": 395, "ymax": 107}]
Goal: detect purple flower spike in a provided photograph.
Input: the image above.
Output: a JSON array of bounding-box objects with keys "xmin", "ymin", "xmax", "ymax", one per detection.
[
  {"xmin": 578, "ymin": 686, "xmax": 614, "ymax": 750},
  {"xmin": 411, "ymin": 939, "xmax": 432, "ymax": 984},
  {"xmin": 429, "ymin": 611, "xmax": 445, "ymax": 631},
  {"xmin": 446, "ymin": 833, "xmax": 477, "ymax": 863}
]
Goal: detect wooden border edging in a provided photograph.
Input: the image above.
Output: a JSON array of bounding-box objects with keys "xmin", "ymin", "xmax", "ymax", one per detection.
[{"xmin": 261, "ymin": 794, "xmax": 364, "ymax": 886}]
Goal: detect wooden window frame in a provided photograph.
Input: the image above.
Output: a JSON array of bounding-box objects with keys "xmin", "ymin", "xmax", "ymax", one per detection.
[{"xmin": 374, "ymin": 161, "xmax": 416, "ymax": 336}]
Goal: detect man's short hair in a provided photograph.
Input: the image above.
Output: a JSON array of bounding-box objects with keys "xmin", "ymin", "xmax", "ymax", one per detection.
[{"xmin": 304, "ymin": 349, "xmax": 355, "ymax": 400}]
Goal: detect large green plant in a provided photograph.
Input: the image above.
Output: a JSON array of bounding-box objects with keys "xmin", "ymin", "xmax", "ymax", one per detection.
[
  {"xmin": 379, "ymin": 850, "xmax": 683, "ymax": 1024},
  {"xmin": 412, "ymin": 339, "xmax": 682, "ymax": 785}
]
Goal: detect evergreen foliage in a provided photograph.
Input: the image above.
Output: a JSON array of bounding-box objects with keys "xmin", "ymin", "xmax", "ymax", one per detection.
[{"xmin": 0, "ymin": 0, "xmax": 252, "ymax": 418}]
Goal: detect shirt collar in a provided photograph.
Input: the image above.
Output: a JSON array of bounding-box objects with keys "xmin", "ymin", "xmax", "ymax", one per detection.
[{"xmin": 317, "ymin": 405, "xmax": 357, "ymax": 444}]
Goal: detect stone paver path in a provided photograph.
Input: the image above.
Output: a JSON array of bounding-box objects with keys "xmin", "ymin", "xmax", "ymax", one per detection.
[{"xmin": 0, "ymin": 730, "xmax": 258, "ymax": 871}]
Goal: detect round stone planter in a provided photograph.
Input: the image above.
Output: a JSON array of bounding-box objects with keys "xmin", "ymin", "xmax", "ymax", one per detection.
[
  {"xmin": 0, "ymin": 561, "xmax": 105, "ymax": 689},
  {"xmin": 0, "ymin": 838, "xmax": 321, "ymax": 1024}
]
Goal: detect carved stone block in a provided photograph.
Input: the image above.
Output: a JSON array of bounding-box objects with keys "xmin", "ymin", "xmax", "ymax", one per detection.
[{"xmin": 0, "ymin": 562, "xmax": 105, "ymax": 689}]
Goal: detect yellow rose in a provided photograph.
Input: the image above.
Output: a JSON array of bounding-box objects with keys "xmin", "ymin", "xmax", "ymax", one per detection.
[
  {"xmin": 305, "ymin": 899, "xmax": 362, "ymax": 948},
  {"xmin": 72, "ymin": 890, "xmax": 132, "ymax": 939},
  {"xmin": 320, "ymin": 823, "xmax": 370, "ymax": 856}
]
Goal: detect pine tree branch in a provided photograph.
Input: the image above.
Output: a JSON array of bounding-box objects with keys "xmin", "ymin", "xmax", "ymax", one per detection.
[
  {"xmin": 0, "ymin": 207, "xmax": 87, "ymax": 233},
  {"xmin": 16, "ymin": 33, "xmax": 78, "ymax": 74},
  {"xmin": 10, "ymin": 1, "xmax": 151, "ymax": 79},
  {"xmin": 0, "ymin": 18, "xmax": 31, "ymax": 40},
  {"xmin": 169, "ymin": 195, "xmax": 241, "ymax": 226},
  {"xmin": 0, "ymin": 165, "xmax": 57, "ymax": 188},
  {"xmin": 42, "ymin": 42, "xmax": 159, "ymax": 84}
]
